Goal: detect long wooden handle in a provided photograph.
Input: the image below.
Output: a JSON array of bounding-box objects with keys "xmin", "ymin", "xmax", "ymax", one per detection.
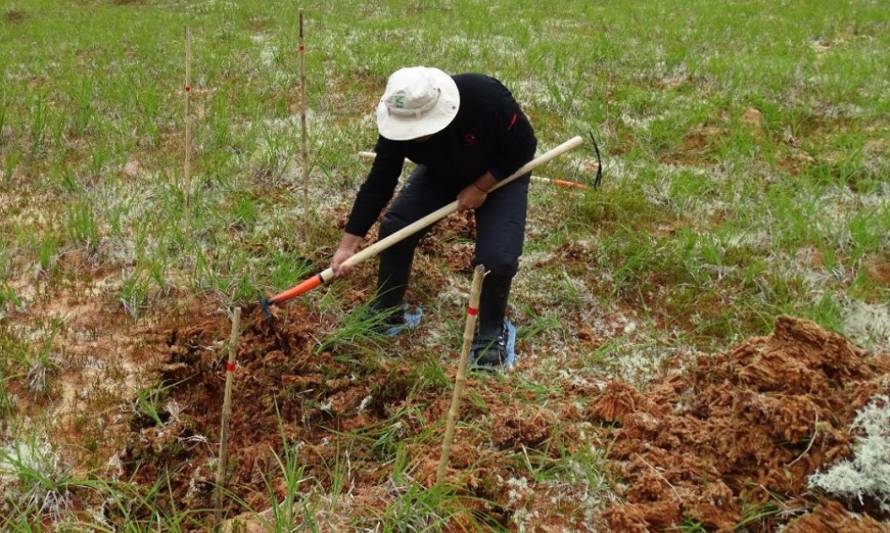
[
  {"xmin": 268, "ymin": 136, "xmax": 583, "ymax": 304},
  {"xmin": 437, "ymin": 265, "xmax": 485, "ymax": 484}
]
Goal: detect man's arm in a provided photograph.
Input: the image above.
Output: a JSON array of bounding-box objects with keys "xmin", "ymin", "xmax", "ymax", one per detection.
[
  {"xmin": 334, "ymin": 137, "xmax": 403, "ymax": 276},
  {"xmin": 343, "ymin": 137, "xmax": 404, "ymax": 237},
  {"xmin": 457, "ymin": 171, "xmax": 497, "ymax": 211}
]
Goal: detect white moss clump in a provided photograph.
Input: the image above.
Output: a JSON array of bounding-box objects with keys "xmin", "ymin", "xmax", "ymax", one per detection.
[
  {"xmin": 843, "ymin": 301, "xmax": 890, "ymax": 351},
  {"xmin": 809, "ymin": 396, "xmax": 890, "ymax": 512}
]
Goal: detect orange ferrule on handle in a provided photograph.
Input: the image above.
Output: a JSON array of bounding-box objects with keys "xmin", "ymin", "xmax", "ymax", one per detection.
[
  {"xmin": 548, "ymin": 178, "xmax": 588, "ymax": 190},
  {"xmin": 268, "ymin": 273, "xmax": 324, "ymax": 305}
]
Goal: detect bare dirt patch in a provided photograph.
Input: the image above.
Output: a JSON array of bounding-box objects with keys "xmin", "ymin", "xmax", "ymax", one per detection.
[
  {"xmin": 593, "ymin": 316, "xmax": 890, "ymax": 531},
  {"xmin": 333, "ymin": 205, "xmax": 476, "ymax": 301},
  {"xmin": 671, "ymin": 124, "xmax": 723, "ymax": 166},
  {"xmin": 1, "ymin": 271, "xmax": 190, "ymax": 471},
  {"xmin": 3, "ymin": 10, "xmax": 25, "ymax": 24},
  {"xmin": 420, "ymin": 209, "xmax": 476, "ymax": 273},
  {"xmin": 867, "ymin": 259, "xmax": 890, "ymax": 288},
  {"xmin": 741, "ymin": 107, "xmax": 765, "ymax": 129}
]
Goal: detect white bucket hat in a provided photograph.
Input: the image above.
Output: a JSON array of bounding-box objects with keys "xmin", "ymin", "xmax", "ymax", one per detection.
[{"xmin": 376, "ymin": 66, "xmax": 460, "ymax": 141}]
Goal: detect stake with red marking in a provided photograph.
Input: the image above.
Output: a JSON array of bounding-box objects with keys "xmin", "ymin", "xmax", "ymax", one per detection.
[
  {"xmin": 214, "ymin": 307, "xmax": 241, "ymax": 520},
  {"xmin": 437, "ymin": 264, "xmax": 486, "ymax": 485},
  {"xmin": 184, "ymin": 27, "xmax": 193, "ymax": 208},
  {"xmin": 298, "ymin": 8, "xmax": 310, "ymax": 217},
  {"xmin": 259, "ymin": 136, "xmax": 584, "ymax": 316}
]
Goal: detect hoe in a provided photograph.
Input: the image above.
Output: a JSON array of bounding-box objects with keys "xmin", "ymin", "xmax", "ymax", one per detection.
[{"xmin": 259, "ymin": 135, "xmax": 588, "ymax": 317}]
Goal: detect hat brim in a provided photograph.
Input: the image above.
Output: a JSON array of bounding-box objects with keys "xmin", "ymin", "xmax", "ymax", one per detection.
[{"xmin": 376, "ymin": 70, "xmax": 460, "ymax": 141}]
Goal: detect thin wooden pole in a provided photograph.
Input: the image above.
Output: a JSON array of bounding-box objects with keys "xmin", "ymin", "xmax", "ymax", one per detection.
[
  {"xmin": 215, "ymin": 307, "xmax": 241, "ymax": 520},
  {"xmin": 437, "ymin": 265, "xmax": 486, "ymax": 485},
  {"xmin": 298, "ymin": 8, "xmax": 310, "ymax": 216},
  {"xmin": 184, "ymin": 27, "xmax": 192, "ymax": 209}
]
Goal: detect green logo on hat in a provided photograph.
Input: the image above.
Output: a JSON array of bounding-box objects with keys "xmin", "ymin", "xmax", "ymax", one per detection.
[{"xmin": 393, "ymin": 95, "xmax": 406, "ymax": 109}]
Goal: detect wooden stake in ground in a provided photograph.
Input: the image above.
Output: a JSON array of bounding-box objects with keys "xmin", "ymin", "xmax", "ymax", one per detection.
[
  {"xmin": 214, "ymin": 307, "xmax": 241, "ymax": 519},
  {"xmin": 298, "ymin": 8, "xmax": 310, "ymax": 216},
  {"xmin": 183, "ymin": 26, "xmax": 192, "ymax": 208},
  {"xmin": 437, "ymin": 265, "xmax": 486, "ymax": 485}
]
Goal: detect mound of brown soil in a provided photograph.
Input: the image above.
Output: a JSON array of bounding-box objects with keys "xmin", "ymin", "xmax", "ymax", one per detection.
[
  {"xmin": 122, "ymin": 303, "xmax": 418, "ymax": 515},
  {"xmin": 594, "ymin": 316, "xmax": 890, "ymax": 531}
]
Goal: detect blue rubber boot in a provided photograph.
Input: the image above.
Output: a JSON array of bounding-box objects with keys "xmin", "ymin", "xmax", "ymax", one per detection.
[
  {"xmin": 384, "ymin": 305, "xmax": 423, "ymax": 337},
  {"xmin": 469, "ymin": 319, "xmax": 517, "ymax": 371}
]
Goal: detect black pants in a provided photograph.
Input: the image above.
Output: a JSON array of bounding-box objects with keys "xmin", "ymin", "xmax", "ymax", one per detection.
[{"xmin": 374, "ymin": 166, "xmax": 530, "ymax": 340}]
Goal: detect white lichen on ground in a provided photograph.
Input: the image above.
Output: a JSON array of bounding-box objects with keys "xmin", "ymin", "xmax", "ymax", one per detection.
[
  {"xmin": 843, "ymin": 301, "xmax": 890, "ymax": 351},
  {"xmin": 809, "ymin": 395, "xmax": 890, "ymax": 512}
]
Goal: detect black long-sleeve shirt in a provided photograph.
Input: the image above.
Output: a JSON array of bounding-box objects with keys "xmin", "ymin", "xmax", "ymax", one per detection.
[{"xmin": 344, "ymin": 73, "xmax": 537, "ymax": 237}]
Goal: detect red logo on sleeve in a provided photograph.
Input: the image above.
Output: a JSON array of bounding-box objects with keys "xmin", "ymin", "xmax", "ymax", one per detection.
[{"xmin": 464, "ymin": 133, "xmax": 477, "ymax": 146}]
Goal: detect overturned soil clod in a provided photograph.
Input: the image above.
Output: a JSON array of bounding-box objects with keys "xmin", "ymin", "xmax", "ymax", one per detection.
[
  {"xmin": 783, "ymin": 500, "xmax": 889, "ymax": 533},
  {"xmin": 594, "ymin": 316, "xmax": 890, "ymax": 531},
  {"xmin": 122, "ymin": 303, "xmax": 416, "ymax": 516}
]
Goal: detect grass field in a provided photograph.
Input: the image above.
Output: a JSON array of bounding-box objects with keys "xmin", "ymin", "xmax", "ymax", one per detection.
[{"xmin": 1, "ymin": 0, "xmax": 889, "ymax": 530}]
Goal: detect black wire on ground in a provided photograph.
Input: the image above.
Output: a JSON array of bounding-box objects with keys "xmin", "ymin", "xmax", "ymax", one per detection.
[{"xmin": 588, "ymin": 130, "xmax": 603, "ymax": 189}]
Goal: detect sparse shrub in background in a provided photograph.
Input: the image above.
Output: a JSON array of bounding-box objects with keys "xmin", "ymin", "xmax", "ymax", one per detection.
[
  {"xmin": 0, "ymin": 249, "xmax": 19, "ymax": 312},
  {"xmin": 0, "ymin": 373, "xmax": 14, "ymax": 422},
  {"xmin": 0, "ymin": 325, "xmax": 60, "ymax": 397},
  {"xmin": 132, "ymin": 383, "xmax": 171, "ymax": 427},
  {"xmin": 0, "ymin": 283, "xmax": 18, "ymax": 313},
  {"xmin": 120, "ymin": 269, "xmax": 151, "ymax": 319},
  {"xmin": 28, "ymin": 93, "xmax": 48, "ymax": 156},
  {"xmin": 36, "ymin": 232, "xmax": 60, "ymax": 275},
  {"xmin": 64, "ymin": 200, "xmax": 100, "ymax": 252},
  {"xmin": 3, "ymin": 148, "xmax": 21, "ymax": 184},
  {"xmin": 0, "ymin": 436, "xmax": 74, "ymax": 520},
  {"xmin": 26, "ymin": 328, "xmax": 59, "ymax": 396},
  {"xmin": 809, "ymin": 396, "xmax": 890, "ymax": 513}
]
